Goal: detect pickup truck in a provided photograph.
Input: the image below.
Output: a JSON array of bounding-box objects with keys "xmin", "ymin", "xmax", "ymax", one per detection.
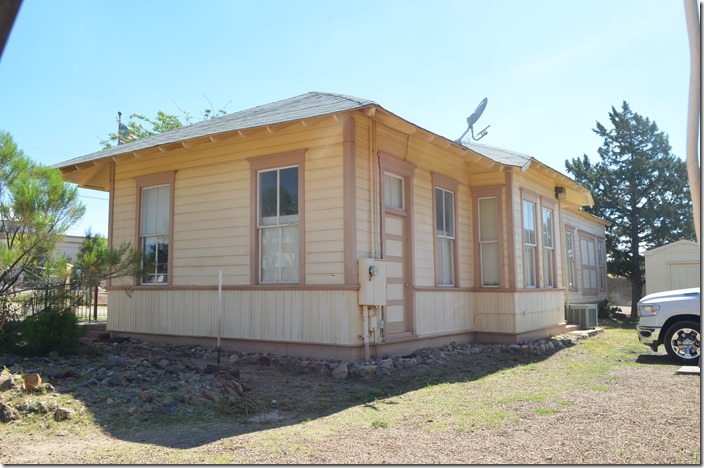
[{"xmin": 636, "ymin": 287, "xmax": 700, "ymax": 365}]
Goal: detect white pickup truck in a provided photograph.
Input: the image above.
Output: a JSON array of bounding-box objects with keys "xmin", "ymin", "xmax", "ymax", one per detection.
[{"xmin": 636, "ymin": 287, "xmax": 700, "ymax": 365}]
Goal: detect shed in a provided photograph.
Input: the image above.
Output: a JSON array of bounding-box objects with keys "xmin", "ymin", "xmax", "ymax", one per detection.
[{"xmin": 644, "ymin": 240, "xmax": 700, "ymax": 295}]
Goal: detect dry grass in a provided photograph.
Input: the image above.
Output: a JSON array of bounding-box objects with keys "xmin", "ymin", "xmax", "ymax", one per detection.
[{"xmin": 0, "ymin": 322, "xmax": 700, "ymax": 464}]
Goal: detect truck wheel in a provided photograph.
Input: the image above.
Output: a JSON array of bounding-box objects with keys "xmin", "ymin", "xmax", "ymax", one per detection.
[{"xmin": 663, "ymin": 320, "xmax": 701, "ymax": 365}]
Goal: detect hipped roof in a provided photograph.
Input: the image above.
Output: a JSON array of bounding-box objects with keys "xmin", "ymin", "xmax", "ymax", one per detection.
[{"xmin": 53, "ymin": 91, "xmax": 593, "ymax": 207}]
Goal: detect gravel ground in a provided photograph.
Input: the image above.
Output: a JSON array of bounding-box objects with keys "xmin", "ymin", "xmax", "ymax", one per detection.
[{"xmin": 0, "ymin": 330, "xmax": 700, "ymax": 464}]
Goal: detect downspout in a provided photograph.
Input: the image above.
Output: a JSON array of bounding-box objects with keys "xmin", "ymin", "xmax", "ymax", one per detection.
[{"xmin": 684, "ymin": 0, "xmax": 701, "ymax": 244}]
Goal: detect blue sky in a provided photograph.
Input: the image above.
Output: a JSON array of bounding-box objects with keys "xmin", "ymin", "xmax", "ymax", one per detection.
[{"xmin": 0, "ymin": 0, "xmax": 693, "ymax": 236}]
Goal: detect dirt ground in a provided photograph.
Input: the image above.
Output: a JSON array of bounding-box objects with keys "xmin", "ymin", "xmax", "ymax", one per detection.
[{"xmin": 0, "ymin": 329, "xmax": 700, "ymax": 464}]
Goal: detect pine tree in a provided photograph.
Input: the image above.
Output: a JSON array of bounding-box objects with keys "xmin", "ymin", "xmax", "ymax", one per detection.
[{"xmin": 566, "ymin": 102, "xmax": 695, "ymax": 318}]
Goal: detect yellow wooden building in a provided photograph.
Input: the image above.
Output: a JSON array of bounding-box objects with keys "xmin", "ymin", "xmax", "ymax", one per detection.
[{"xmin": 55, "ymin": 92, "xmax": 608, "ymax": 360}]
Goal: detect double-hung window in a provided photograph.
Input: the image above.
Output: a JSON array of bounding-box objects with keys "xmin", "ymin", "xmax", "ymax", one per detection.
[
  {"xmin": 138, "ymin": 173, "xmax": 173, "ymax": 285},
  {"xmin": 478, "ymin": 197, "xmax": 500, "ymax": 287},
  {"xmin": 523, "ymin": 200, "xmax": 537, "ymax": 288},
  {"xmin": 566, "ymin": 230, "xmax": 577, "ymax": 290},
  {"xmin": 542, "ymin": 207, "xmax": 554, "ymax": 288},
  {"xmin": 258, "ymin": 166, "xmax": 299, "ymax": 283},
  {"xmin": 597, "ymin": 239, "xmax": 606, "ymax": 291},
  {"xmin": 434, "ymin": 187, "xmax": 455, "ymax": 286}
]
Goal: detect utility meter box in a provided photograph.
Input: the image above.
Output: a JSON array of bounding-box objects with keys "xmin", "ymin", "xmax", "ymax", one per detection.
[{"xmin": 358, "ymin": 258, "xmax": 387, "ymax": 306}]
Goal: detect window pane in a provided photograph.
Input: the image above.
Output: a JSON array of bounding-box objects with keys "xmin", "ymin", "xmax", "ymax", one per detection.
[
  {"xmin": 141, "ymin": 187, "xmax": 155, "ymax": 235},
  {"xmin": 437, "ymin": 237, "xmax": 454, "ymax": 286},
  {"xmin": 481, "ymin": 243, "xmax": 500, "ymax": 286},
  {"xmin": 444, "ymin": 190, "xmax": 454, "ymax": 237},
  {"xmin": 542, "ymin": 208, "xmax": 553, "ymax": 248},
  {"xmin": 155, "ymin": 186, "xmax": 170, "ymax": 234},
  {"xmin": 479, "ymin": 198, "xmax": 497, "ymax": 241},
  {"xmin": 280, "ymin": 225, "xmax": 299, "ymax": 282},
  {"xmin": 279, "ymin": 167, "xmax": 298, "ymax": 217},
  {"xmin": 523, "ymin": 201, "xmax": 536, "ymax": 245},
  {"xmin": 259, "ymin": 170, "xmax": 278, "ymax": 225},
  {"xmin": 385, "ymin": 175, "xmax": 403, "ymax": 209},
  {"xmin": 435, "ymin": 188, "xmax": 444, "ymax": 233},
  {"xmin": 524, "ymin": 245, "xmax": 536, "ymax": 287},
  {"xmin": 544, "ymin": 249, "xmax": 554, "ymax": 287},
  {"xmin": 260, "ymin": 227, "xmax": 280, "ymax": 283}
]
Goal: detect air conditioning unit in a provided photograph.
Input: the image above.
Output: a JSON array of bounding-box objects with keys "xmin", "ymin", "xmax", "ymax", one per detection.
[{"xmin": 565, "ymin": 304, "xmax": 598, "ymax": 329}]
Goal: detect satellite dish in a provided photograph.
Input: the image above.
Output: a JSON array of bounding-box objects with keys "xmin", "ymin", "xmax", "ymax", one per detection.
[
  {"xmin": 466, "ymin": 98, "xmax": 487, "ymax": 128},
  {"xmin": 455, "ymin": 97, "xmax": 491, "ymax": 144}
]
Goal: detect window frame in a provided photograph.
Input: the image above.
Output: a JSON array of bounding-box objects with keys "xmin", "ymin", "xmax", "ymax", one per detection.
[
  {"xmin": 522, "ymin": 198, "xmax": 538, "ymax": 288},
  {"xmin": 597, "ymin": 238, "xmax": 606, "ymax": 291},
  {"xmin": 431, "ymin": 174, "xmax": 459, "ymax": 287},
  {"xmin": 249, "ymin": 151, "xmax": 305, "ymax": 286},
  {"xmin": 472, "ymin": 186, "xmax": 505, "ymax": 289},
  {"xmin": 579, "ymin": 233, "xmax": 599, "ymax": 296},
  {"xmin": 135, "ymin": 171, "xmax": 175, "ymax": 287},
  {"xmin": 541, "ymin": 205, "xmax": 555, "ymax": 288},
  {"xmin": 565, "ymin": 227, "xmax": 578, "ymax": 291}
]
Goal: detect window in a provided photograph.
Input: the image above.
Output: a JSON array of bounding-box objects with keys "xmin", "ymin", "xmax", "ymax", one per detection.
[
  {"xmin": 258, "ymin": 166, "xmax": 299, "ymax": 283},
  {"xmin": 580, "ymin": 236, "xmax": 598, "ymax": 294},
  {"xmin": 435, "ymin": 187, "xmax": 455, "ymax": 286},
  {"xmin": 478, "ymin": 197, "xmax": 499, "ymax": 287},
  {"xmin": 523, "ymin": 200, "xmax": 537, "ymax": 288},
  {"xmin": 137, "ymin": 172, "xmax": 174, "ymax": 285},
  {"xmin": 542, "ymin": 207, "xmax": 554, "ymax": 288},
  {"xmin": 566, "ymin": 230, "xmax": 577, "ymax": 290},
  {"xmin": 597, "ymin": 239, "xmax": 606, "ymax": 291},
  {"xmin": 385, "ymin": 174, "xmax": 404, "ymax": 209}
]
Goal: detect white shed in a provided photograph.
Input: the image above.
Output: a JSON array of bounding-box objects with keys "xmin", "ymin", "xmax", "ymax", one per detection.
[{"xmin": 644, "ymin": 240, "xmax": 700, "ymax": 295}]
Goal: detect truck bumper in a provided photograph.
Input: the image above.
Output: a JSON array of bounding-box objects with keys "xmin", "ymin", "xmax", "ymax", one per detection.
[{"xmin": 636, "ymin": 324, "xmax": 661, "ymax": 350}]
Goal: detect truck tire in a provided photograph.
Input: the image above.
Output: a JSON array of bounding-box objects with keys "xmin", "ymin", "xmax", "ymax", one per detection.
[{"xmin": 663, "ymin": 320, "xmax": 701, "ymax": 365}]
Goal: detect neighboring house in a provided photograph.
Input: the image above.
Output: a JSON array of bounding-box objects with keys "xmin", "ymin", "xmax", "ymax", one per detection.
[
  {"xmin": 54, "ymin": 92, "xmax": 607, "ymax": 360},
  {"xmin": 644, "ymin": 240, "xmax": 700, "ymax": 295},
  {"xmin": 56, "ymin": 234, "xmax": 85, "ymax": 261}
]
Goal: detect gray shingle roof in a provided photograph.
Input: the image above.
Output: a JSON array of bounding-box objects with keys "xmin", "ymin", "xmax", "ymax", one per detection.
[
  {"xmin": 53, "ymin": 92, "xmax": 377, "ymax": 168},
  {"xmin": 462, "ymin": 142, "xmax": 532, "ymax": 169}
]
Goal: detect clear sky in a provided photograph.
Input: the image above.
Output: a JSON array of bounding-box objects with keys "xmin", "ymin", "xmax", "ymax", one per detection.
[{"xmin": 0, "ymin": 0, "xmax": 694, "ymax": 236}]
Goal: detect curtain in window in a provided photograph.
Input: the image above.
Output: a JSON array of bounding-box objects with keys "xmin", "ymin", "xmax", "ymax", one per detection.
[
  {"xmin": 140, "ymin": 185, "xmax": 170, "ymax": 284},
  {"xmin": 259, "ymin": 167, "xmax": 299, "ymax": 283}
]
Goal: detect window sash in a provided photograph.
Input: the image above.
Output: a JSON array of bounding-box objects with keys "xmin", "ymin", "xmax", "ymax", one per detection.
[
  {"xmin": 435, "ymin": 187, "xmax": 455, "ymax": 286},
  {"xmin": 258, "ymin": 166, "xmax": 299, "ymax": 283},
  {"xmin": 384, "ymin": 174, "xmax": 404, "ymax": 209},
  {"xmin": 566, "ymin": 231, "xmax": 576, "ymax": 290},
  {"xmin": 140, "ymin": 184, "xmax": 170, "ymax": 285},
  {"xmin": 542, "ymin": 207, "xmax": 554, "ymax": 287},
  {"xmin": 523, "ymin": 200, "xmax": 537, "ymax": 287},
  {"xmin": 478, "ymin": 197, "xmax": 499, "ymax": 287}
]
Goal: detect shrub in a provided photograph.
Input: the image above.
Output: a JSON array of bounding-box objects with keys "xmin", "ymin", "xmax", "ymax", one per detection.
[
  {"xmin": 597, "ymin": 297, "xmax": 622, "ymax": 320},
  {"xmin": 0, "ymin": 308, "xmax": 84, "ymax": 356}
]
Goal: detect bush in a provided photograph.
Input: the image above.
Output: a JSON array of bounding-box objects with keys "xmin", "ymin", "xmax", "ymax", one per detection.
[
  {"xmin": 598, "ymin": 297, "xmax": 622, "ymax": 320},
  {"xmin": 0, "ymin": 308, "xmax": 84, "ymax": 356}
]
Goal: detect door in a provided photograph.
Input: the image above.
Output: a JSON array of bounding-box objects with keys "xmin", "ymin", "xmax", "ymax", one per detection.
[{"xmin": 382, "ymin": 173, "xmax": 413, "ymax": 337}]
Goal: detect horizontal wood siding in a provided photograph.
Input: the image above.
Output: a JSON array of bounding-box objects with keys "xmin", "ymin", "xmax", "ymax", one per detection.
[
  {"xmin": 110, "ymin": 115, "xmax": 347, "ymax": 288},
  {"xmin": 472, "ymin": 291, "xmax": 517, "ymax": 334},
  {"xmin": 108, "ymin": 289, "xmax": 361, "ymax": 345},
  {"xmin": 414, "ymin": 290, "xmax": 473, "ymax": 336},
  {"xmin": 412, "ymin": 171, "xmax": 434, "ymax": 287},
  {"xmin": 305, "ymin": 144, "xmax": 345, "ymax": 284},
  {"xmin": 513, "ymin": 290, "xmax": 565, "ymax": 334}
]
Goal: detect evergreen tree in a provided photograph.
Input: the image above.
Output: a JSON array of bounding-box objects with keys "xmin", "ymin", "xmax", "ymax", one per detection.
[{"xmin": 566, "ymin": 102, "xmax": 695, "ymax": 318}]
